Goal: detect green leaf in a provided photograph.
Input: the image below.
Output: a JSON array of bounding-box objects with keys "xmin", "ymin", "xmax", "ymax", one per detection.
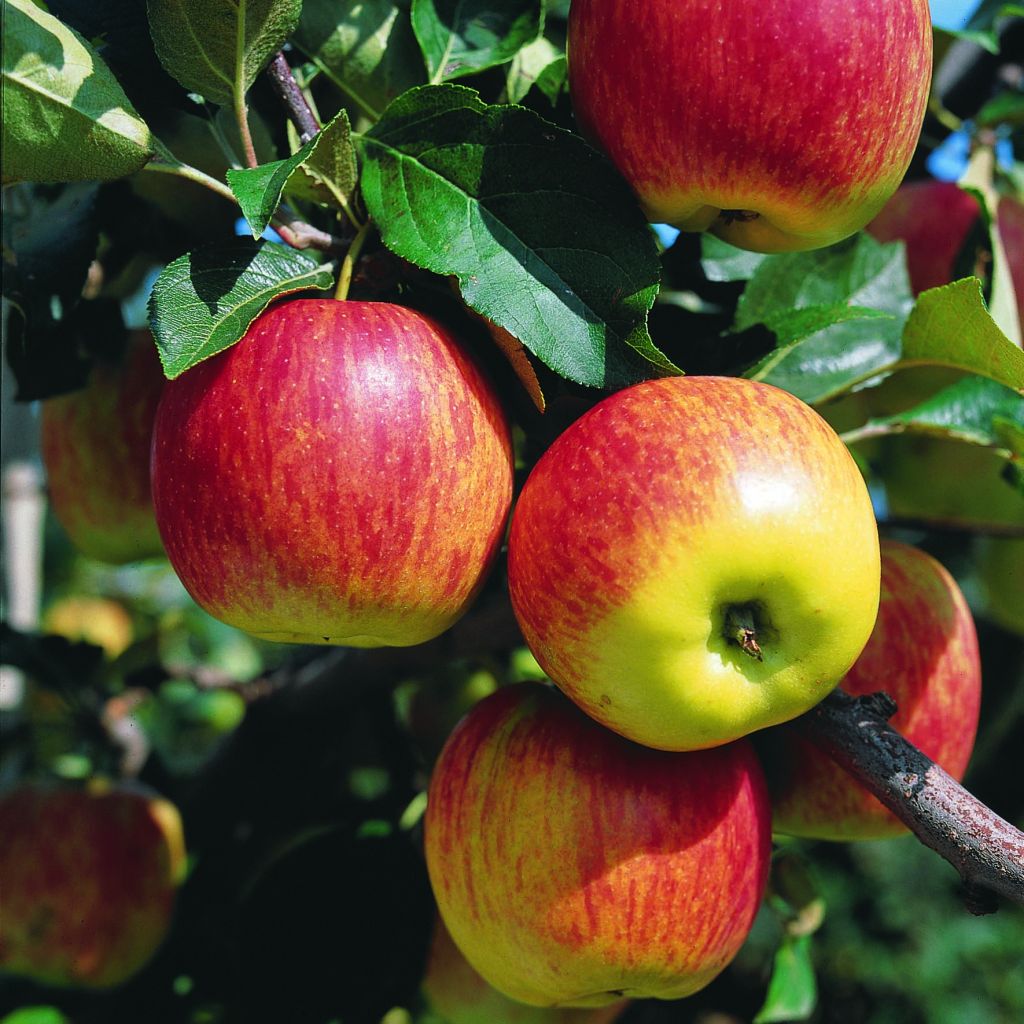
[
  {"xmin": 147, "ymin": 0, "xmax": 302, "ymax": 106},
  {"xmin": 411, "ymin": 0, "xmax": 542, "ymax": 83},
  {"xmin": 293, "ymin": 0, "xmax": 425, "ymax": 120},
  {"xmin": 227, "ymin": 110, "xmax": 355, "ymax": 236},
  {"xmin": 754, "ymin": 934, "xmax": 818, "ymax": 1024},
  {"xmin": 147, "ymin": 240, "xmax": 336, "ymax": 378},
  {"xmin": 902, "ymin": 279, "xmax": 1024, "ymax": 392},
  {"xmin": 2, "ymin": 0, "xmax": 153, "ymax": 183},
  {"xmin": 505, "ymin": 35, "xmax": 565, "ymax": 104},
  {"xmin": 701, "ymin": 236, "xmax": 771, "ymax": 282},
  {"xmin": 943, "ymin": 2, "xmax": 1024, "ymax": 54},
  {"xmin": 1, "ymin": 1008, "xmax": 69, "ymax": 1024},
  {"xmin": 357, "ymin": 84, "xmax": 675, "ymax": 389},
  {"xmin": 975, "ymin": 90, "xmax": 1024, "ymax": 129},
  {"xmin": 294, "ymin": 109, "xmax": 358, "ymax": 211}
]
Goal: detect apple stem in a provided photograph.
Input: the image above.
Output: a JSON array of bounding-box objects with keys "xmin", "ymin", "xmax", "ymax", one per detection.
[
  {"xmin": 334, "ymin": 222, "xmax": 373, "ymax": 302},
  {"xmin": 725, "ymin": 605, "xmax": 763, "ymax": 661}
]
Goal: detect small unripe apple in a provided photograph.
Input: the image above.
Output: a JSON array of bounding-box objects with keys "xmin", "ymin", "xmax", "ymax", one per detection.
[
  {"xmin": 41, "ymin": 595, "xmax": 134, "ymax": 658},
  {"xmin": 425, "ymin": 683, "xmax": 772, "ymax": 1007},
  {"xmin": 0, "ymin": 781, "xmax": 186, "ymax": 988},
  {"xmin": 508, "ymin": 376, "xmax": 881, "ymax": 751},
  {"xmin": 567, "ymin": 0, "xmax": 932, "ymax": 252},
  {"xmin": 40, "ymin": 330, "xmax": 165, "ymax": 563},
  {"xmin": 151, "ymin": 299, "xmax": 514, "ymax": 647},
  {"xmin": 767, "ymin": 541, "xmax": 981, "ymax": 840}
]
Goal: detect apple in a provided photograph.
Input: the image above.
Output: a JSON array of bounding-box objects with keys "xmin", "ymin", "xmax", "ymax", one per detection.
[
  {"xmin": 868, "ymin": 182, "xmax": 1024, "ymax": 332},
  {"xmin": 0, "ymin": 780, "xmax": 186, "ymax": 988},
  {"xmin": 423, "ymin": 914, "xmax": 629, "ymax": 1024},
  {"xmin": 40, "ymin": 329, "xmax": 166, "ymax": 564},
  {"xmin": 507, "ymin": 376, "xmax": 881, "ymax": 752},
  {"xmin": 567, "ymin": 0, "xmax": 932, "ymax": 252},
  {"xmin": 425, "ymin": 683, "xmax": 771, "ymax": 1007},
  {"xmin": 767, "ymin": 540, "xmax": 981, "ymax": 839},
  {"xmin": 150, "ymin": 299, "xmax": 514, "ymax": 646}
]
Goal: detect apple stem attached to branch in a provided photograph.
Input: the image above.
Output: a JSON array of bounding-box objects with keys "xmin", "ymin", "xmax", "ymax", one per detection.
[
  {"xmin": 335, "ymin": 221, "xmax": 373, "ymax": 301},
  {"xmin": 797, "ymin": 689, "xmax": 1024, "ymax": 914}
]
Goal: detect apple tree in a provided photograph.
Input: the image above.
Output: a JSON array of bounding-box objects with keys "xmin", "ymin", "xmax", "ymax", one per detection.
[{"xmin": 1, "ymin": 1, "xmax": 1022, "ymax": 1022}]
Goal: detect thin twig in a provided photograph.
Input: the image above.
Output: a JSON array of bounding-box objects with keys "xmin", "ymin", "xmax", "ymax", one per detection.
[{"xmin": 267, "ymin": 51, "xmax": 321, "ymax": 143}]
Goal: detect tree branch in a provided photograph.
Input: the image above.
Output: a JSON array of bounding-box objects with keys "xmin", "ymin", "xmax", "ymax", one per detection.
[
  {"xmin": 797, "ymin": 689, "xmax": 1024, "ymax": 914},
  {"xmin": 266, "ymin": 50, "xmax": 321, "ymax": 144}
]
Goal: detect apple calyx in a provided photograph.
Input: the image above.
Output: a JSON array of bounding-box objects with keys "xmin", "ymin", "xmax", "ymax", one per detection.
[
  {"xmin": 723, "ymin": 603, "xmax": 767, "ymax": 661},
  {"xmin": 719, "ymin": 209, "xmax": 760, "ymax": 226}
]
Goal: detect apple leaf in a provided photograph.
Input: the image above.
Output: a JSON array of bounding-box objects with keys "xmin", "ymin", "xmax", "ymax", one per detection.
[
  {"xmin": 2, "ymin": 0, "xmax": 153, "ymax": 184},
  {"xmin": 0, "ymin": 1007, "xmax": 70, "ymax": 1024},
  {"xmin": 147, "ymin": 240, "xmax": 335, "ymax": 378},
  {"xmin": 292, "ymin": 109, "xmax": 358, "ymax": 211},
  {"xmin": 227, "ymin": 110, "xmax": 355, "ymax": 237},
  {"xmin": 753, "ymin": 934, "xmax": 818, "ymax": 1024},
  {"xmin": 411, "ymin": 0, "xmax": 542, "ymax": 83},
  {"xmin": 357, "ymin": 84, "xmax": 675, "ymax": 389},
  {"xmin": 292, "ymin": 0, "xmax": 425, "ymax": 121},
  {"xmin": 146, "ymin": 0, "xmax": 301, "ymax": 107},
  {"xmin": 942, "ymin": 2, "xmax": 1024, "ymax": 55},
  {"xmin": 701, "ymin": 236, "xmax": 771, "ymax": 282},
  {"xmin": 505, "ymin": 36, "xmax": 565, "ymax": 104}
]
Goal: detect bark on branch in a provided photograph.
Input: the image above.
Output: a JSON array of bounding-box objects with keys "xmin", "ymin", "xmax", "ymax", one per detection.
[{"xmin": 797, "ymin": 689, "xmax": 1024, "ymax": 914}]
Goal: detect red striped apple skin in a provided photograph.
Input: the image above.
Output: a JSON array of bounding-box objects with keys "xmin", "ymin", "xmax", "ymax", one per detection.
[
  {"xmin": 507, "ymin": 376, "xmax": 880, "ymax": 752},
  {"xmin": 40, "ymin": 330, "xmax": 165, "ymax": 563},
  {"xmin": 151, "ymin": 299, "xmax": 513, "ymax": 647},
  {"xmin": 768, "ymin": 541, "xmax": 981, "ymax": 840},
  {"xmin": 568, "ymin": 0, "xmax": 932, "ymax": 253},
  {"xmin": 0, "ymin": 782, "xmax": 185, "ymax": 989},
  {"xmin": 425, "ymin": 683, "xmax": 772, "ymax": 1007}
]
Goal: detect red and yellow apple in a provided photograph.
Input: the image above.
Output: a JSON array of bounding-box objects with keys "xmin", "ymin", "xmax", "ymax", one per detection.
[
  {"xmin": 507, "ymin": 376, "xmax": 881, "ymax": 752},
  {"xmin": 0, "ymin": 780, "xmax": 186, "ymax": 988},
  {"xmin": 567, "ymin": 0, "xmax": 932, "ymax": 252},
  {"xmin": 423, "ymin": 915, "xmax": 629, "ymax": 1024},
  {"xmin": 40, "ymin": 330, "xmax": 165, "ymax": 563},
  {"xmin": 150, "ymin": 299, "xmax": 514, "ymax": 646},
  {"xmin": 425, "ymin": 683, "xmax": 771, "ymax": 1007},
  {"xmin": 767, "ymin": 540, "xmax": 981, "ymax": 840}
]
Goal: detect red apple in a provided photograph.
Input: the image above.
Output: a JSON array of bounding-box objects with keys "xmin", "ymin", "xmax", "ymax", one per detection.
[
  {"xmin": 567, "ymin": 0, "xmax": 932, "ymax": 252},
  {"xmin": 768, "ymin": 540, "xmax": 981, "ymax": 840},
  {"xmin": 40, "ymin": 329, "xmax": 165, "ymax": 563},
  {"xmin": 423, "ymin": 915, "xmax": 629, "ymax": 1024},
  {"xmin": 424, "ymin": 682, "xmax": 772, "ymax": 1007},
  {"xmin": 150, "ymin": 299, "xmax": 514, "ymax": 646},
  {"xmin": 868, "ymin": 182, "xmax": 1024, "ymax": 333},
  {"xmin": 507, "ymin": 376, "xmax": 881, "ymax": 752},
  {"xmin": 0, "ymin": 780, "xmax": 186, "ymax": 988}
]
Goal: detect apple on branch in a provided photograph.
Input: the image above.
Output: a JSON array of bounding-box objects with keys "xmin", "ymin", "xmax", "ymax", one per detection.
[
  {"xmin": 424, "ymin": 682, "xmax": 772, "ymax": 1007},
  {"xmin": 508, "ymin": 376, "xmax": 881, "ymax": 752},
  {"xmin": 40, "ymin": 329, "xmax": 166, "ymax": 564},
  {"xmin": 766, "ymin": 540, "xmax": 982, "ymax": 840},
  {"xmin": 150, "ymin": 299, "xmax": 514, "ymax": 647},
  {"xmin": 0, "ymin": 780, "xmax": 186, "ymax": 989},
  {"xmin": 567, "ymin": 0, "xmax": 933, "ymax": 252}
]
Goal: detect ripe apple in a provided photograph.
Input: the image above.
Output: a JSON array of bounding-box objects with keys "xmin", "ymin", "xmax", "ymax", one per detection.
[
  {"xmin": 423, "ymin": 915, "xmax": 629, "ymax": 1024},
  {"xmin": 40, "ymin": 329, "xmax": 166, "ymax": 563},
  {"xmin": 507, "ymin": 376, "xmax": 881, "ymax": 752},
  {"xmin": 868, "ymin": 182, "xmax": 1024, "ymax": 332},
  {"xmin": 0, "ymin": 780, "xmax": 186, "ymax": 988},
  {"xmin": 150, "ymin": 299, "xmax": 514, "ymax": 646},
  {"xmin": 767, "ymin": 540, "xmax": 981, "ymax": 839},
  {"xmin": 425, "ymin": 683, "xmax": 771, "ymax": 1007},
  {"xmin": 567, "ymin": 0, "xmax": 932, "ymax": 252}
]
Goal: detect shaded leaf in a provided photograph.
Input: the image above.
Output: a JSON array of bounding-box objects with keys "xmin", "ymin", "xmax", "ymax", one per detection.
[
  {"xmin": 754, "ymin": 934, "xmax": 818, "ymax": 1024},
  {"xmin": 358, "ymin": 84, "xmax": 673, "ymax": 389},
  {"xmin": 411, "ymin": 0, "xmax": 542, "ymax": 83},
  {"xmin": 147, "ymin": 0, "xmax": 301, "ymax": 106},
  {"xmin": 147, "ymin": 240, "xmax": 335, "ymax": 378},
  {"xmin": 505, "ymin": 34, "xmax": 565, "ymax": 104},
  {"xmin": 2, "ymin": 0, "xmax": 153, "ymax": 183},
  {"xmin": 701, "ymin": 236, "xmax": 771, "ymax": 282},
  {"xmin": 295, "ymin": 109, "xmax": 358, "ymax": 211}
]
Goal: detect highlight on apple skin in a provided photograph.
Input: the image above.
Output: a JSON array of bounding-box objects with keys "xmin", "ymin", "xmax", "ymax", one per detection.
[
  {"xmin": 567, "ymin": 0, "xmax": 933, "ymax": 253},
  {"xmin": 424, "ymin": 682, "xmax": 772, "ymax": 1008},
  {"xmin": 150, "ymin": 299, "xmax": 514, "ymax": 647},
  {"xmin": 40, "ymin": 329, "xmax": 166, "ymax": 564},
  {"xmin": 0, "ymin": 781, "xmax": 186, "ymax": 989},
  {"xmin": 423, "ymin": 915, "xmax": 629, "ymax": 1024},
  {"xmin": 507, "ymin": 376, "xmax": 881, "ymax": 752},
  {"xmin": 767, "ymin": 540, "xmax": 982, "ymax": 841}
]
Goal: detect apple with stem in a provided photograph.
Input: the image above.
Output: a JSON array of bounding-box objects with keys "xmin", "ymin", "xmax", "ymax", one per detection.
[
  {"xmin": 508, "ymin": 376, "xmax": 881, "ymax": 752},
  {"xmin": 150, "ymin": 299, "xmax": 514, "ymax": 646},
  {"xmin": 567, "ymin": 0, "xmax": 932, "ymax": 252},
  {"xmin": 767, "ymin": 540, "xmax": 981, "ymax": 840},
  {"xmin": 425, "ymin": 682, "xmax": 771, "ymax": 1007},
  {"xmin": 40, "ymin": 329, "xmax": 166, "ymax": 564},
  {"xmin": 0, "ymin": 780, "xmax": 186, "ymax": 988}
]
